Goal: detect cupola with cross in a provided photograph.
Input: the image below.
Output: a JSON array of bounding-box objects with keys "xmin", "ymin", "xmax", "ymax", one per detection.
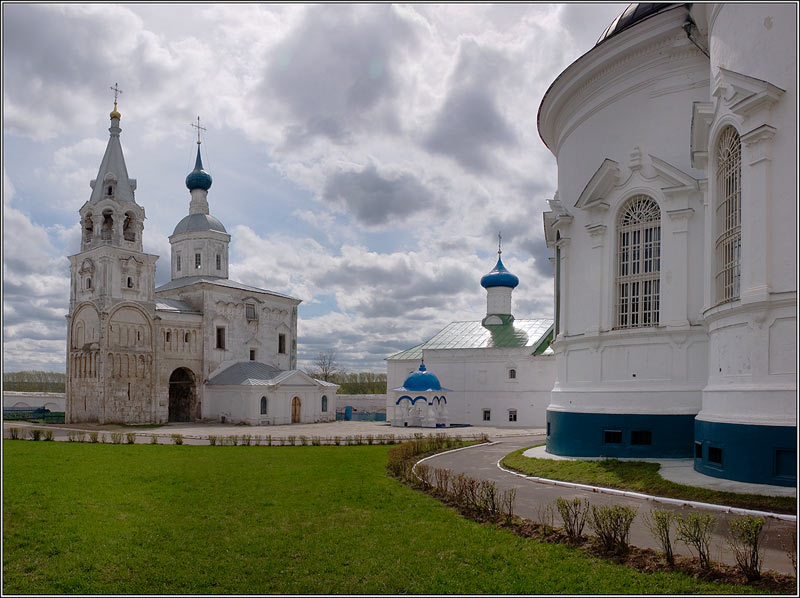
[
  {"xmin": 169, "ymin": 116, "xmax": 231, "ymax": 281},
  {"xmin": 481, "ymin": 233, "xmax": 519, "ymax": 325}
]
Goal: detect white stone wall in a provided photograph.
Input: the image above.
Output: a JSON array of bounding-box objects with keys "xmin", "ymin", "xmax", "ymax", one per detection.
[
  {"xmin": 205, "ymin": 385, "xmax": 336, "ymax": 425},
  {"xmin": 336, "ymin": 394, "xmax": 388, "ymax": 413},
  {"xmin": 4, "ymin": 392, "xmax": 66, "ymax": 412},
  {"xmin": 387, "ymin": 348, "xmax": 554, "ymax": 427}
]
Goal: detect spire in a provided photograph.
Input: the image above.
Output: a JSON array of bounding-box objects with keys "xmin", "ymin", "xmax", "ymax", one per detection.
[
  {"xmin": 186, "ymin": 116, "xmax": 212, "ymax": 194},
  {"xmin": 89, "ymin": 84, "xmax": 136, "ymax": 204}
]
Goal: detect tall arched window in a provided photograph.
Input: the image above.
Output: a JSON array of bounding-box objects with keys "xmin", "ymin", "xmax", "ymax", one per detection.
[
  {"xmin": 715, "ymin": 126, "xmax": 741, "ymax": 304},
  {"xmin": 260, "ymin": 396, "xmax": 267, "ymax": 415},
  {"xmin": 616, "ymin": 195, "xmax": 661, "ymax": 328},
  {"xmin": 321, "ymin": 395, "xmax": 328, "ymax": 413}
]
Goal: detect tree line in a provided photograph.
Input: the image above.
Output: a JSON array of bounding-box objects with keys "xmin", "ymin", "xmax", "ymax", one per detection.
[
  {"xmin": 309, "ymin": 350, "xmax": 387, "ymax": 394},
  {"xmin": 3, "ymin": 371, "xmax": 66, "ymax": 393}
]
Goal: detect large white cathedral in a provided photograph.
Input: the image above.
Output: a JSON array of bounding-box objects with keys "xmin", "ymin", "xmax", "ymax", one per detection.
[
  {"xmin": 66, "ymin": 102, "xmax": 337, "ymax": 425},
  {"xmin": 541, "ymin": 3, "xmax": 796, "ymax": 486}
]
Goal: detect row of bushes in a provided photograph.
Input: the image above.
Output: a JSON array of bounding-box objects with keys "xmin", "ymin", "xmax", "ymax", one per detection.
[
  {"xmin": 385, "ymin": 439, "xmax": 793, "ymax": 586},
  {"xmin": 7, "ymin": 427, "xmax": 489, "ymax": 449}
]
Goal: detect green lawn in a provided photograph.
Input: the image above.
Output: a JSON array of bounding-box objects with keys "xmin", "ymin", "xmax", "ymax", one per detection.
[
  {"xmin": 502, "ymin": 447, "xmax": 796, "ymax": 514},
  {"xmin": 2, "ymin": 441, "xmax": 765, "ymax": 595}
]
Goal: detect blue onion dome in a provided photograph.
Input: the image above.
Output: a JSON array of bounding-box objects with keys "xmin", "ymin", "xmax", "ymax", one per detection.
[
  {"xmin": 185, "ymin": 146, "xmax": 212, "ymax": 191},
  {"xmin": 480, "ymin": 255, "xmax": 519, "ymax": 289},
  {"xmin": 402, "ymin": 361, "xmax": 442, "ymax": 391}
]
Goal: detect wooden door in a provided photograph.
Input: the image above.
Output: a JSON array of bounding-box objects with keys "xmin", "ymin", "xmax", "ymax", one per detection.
[{"xmin": 292, "ymin": 397, "xmax": 301, "ymax": 423}]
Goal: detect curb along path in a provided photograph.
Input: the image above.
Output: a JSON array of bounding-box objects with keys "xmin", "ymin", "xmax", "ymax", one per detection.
[{"xmin": 422, "ymin": 436, "xmax": 797, "ymax": 576}]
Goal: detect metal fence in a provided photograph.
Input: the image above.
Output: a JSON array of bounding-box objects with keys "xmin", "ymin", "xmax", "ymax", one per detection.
[{"xmin": 3, "ymin": 407, "xmax": 65, "ymax": 424}]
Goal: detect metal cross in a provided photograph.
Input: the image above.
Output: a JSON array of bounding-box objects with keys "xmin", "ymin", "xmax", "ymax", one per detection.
[
  {"xmin": 110, "ymin": 82, "xmax": 123, "ymax": 104},
  {"xmin": 498, "ymin": 232, "xmax": 502, "ymax": 255},
  {"xmin": 190, "ymin": 116, "xmax": 206, "ymax": 145}
]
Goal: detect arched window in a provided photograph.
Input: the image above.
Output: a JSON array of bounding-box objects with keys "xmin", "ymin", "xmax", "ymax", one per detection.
[
  {"xmin": 260, "ymin": 396, "xmax": 267, "ymax": 415},
  {"xmin": 321, "ymin": 395, "xmax": 328, "ymax": 412},
  {"xmin": 86, "ymin": 277, "xmax": 92, "ymax": 290},
  {"xmin": 715, "ymin": 126, "xmax": 741, "ymax": 304},
  {"xmin": 508, "ymin": 369, "xmax": 516, "ymax": 379},
  {"xmin": 127, "ymin": 277, "xmax": 133, "ymax": 288},
  {"xmin": 166, "ymin": 331, "xmax": 171, "ymax": 343},
  {"xmin": 616, "ymin": 195, "xmax": 661, "ymax": 328}
]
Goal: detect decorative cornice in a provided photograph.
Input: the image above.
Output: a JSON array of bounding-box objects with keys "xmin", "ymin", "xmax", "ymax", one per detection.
[{"xmin": 575, "ymin": 159, "xmax": 621, "ymax": 209}]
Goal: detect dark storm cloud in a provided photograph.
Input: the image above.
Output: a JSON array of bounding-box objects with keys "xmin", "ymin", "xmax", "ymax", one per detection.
[
  {"xmin": 520, "ymin": 236, "xmax": 554, "ymax": 277},
  {"xmin": 265, "ymin": 5, "xmax": 418, "ymax": 146},
  {"xmin": 322, "ymin": 165, "xmax": 442, "ymax": 226},
  {"xmin": 424, "ymin": 40, "xmax": 516, "ymax": 173}
]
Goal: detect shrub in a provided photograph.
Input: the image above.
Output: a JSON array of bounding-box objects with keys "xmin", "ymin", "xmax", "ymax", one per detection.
[
  {"xmin": 9, "ymin": 427, "xmax": 21, "ymax": 440},
  {"xmin": 171, "ymin": 434, "xmax": 183, "ymax": 445},
  {"xmin": 67, "ymin": 430, "xmax": 76, "ymax": 442},
  {"xmin": 354, "ymin": 435, "xmax": 363, "ymax": 445},
  {"xmin": 253, "ymin": 435, "xmax": 262, "ymax": 446},
  {"xmin": 286, "ymin": 435, "xmax": 296, "ymax": 446},
  {"xmin": 150, "ymin": 434, "xmax": 158, "ymax": 445},
  {"xmin": 110, "ymin": 432, "xmax": 123, "ymax": 444},
  {"xmin": 415, "ymin": 463, "xmax": 432, "ymax": 489},
  {"xmin": 344, "ymin": 435, "xmax": 353, "ymax": 446},
  {"xmin": 676, "ymin": 513, "xmax": 716, "ymax": 569},
  {"xmin": 727, "ymin": 515, "xmax": 765, "ymax": 581},
  {"xmin": 228, "ymin": 435, "xmax": 239, "ymax": 446},
  {"xmin": 535, "ymin": 503, "xmax": 556, "ymax": 535},
  {"xmin": 433, "ymin": 467, "xmax": 451, "ymax": 497},
  {"xmin": 76, "ymin": 431, "xmax": 86, "ymax": 442},
  {"xmin": 299, "ymin": 435, "xmax": 308, "ymax": 446},
  {"xmin": 386, "ymin": 434, "xmax": 395, "ymax": 445},
  {"xmin": 500, "ymin": 487, "xmax": 517, "ymax": 524},
  {"xmin": 555, "ymin": 497, "xmax": 589, "ymax": 540},
  {"xmin": 28, "ymin": 429, "xmax": 42, "ymax": 441},
  {"xmin": 311, "ymin": 436, "xmax": 321, "ymax": 446},
  {"xmin": 208, "ymin": 435, "xmax": 217, "ymax": 446},
  {"xmin": 126, "ymin": 432, "xmax": 136, "ymax": 445},
  {"xmin": 588, "ymin": 504, "xmax": 637, "ymax": 554},
  {"xmin": 89, "ymin": 431, "xmax": 99, "ymax": 443},
  {"xmin": 241, "ymin": 434, "xmax": 252, "ymax": 446},
  {"xmin": 643, "ymin": 509, "xmax": 677, "ymax": 566},
  {"xmin": 783, "ymin": 530, "xmax": 797, "ymax": 575},
  {"xmin": 365, "ymin": 434, "xmax": 374, "ymax": 445},
  {"xmin": 42, "ymin": 429, "xmax": 54, "ymax": 441},
  {"xmin": 477, "ymin": 479, "xmax": 501, "ymax": 519},
  {"xmin": 266, "ymin": 435, "xmax": 272, "ymax": 447},
  {"xmin": 333, "ymin": 436, "xmax": 341, "ymax": 446}
]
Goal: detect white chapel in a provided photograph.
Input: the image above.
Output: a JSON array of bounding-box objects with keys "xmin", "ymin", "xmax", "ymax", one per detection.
[{"xmin": 66, "ymin": 99, "xmax": 337, "ymax": 425}]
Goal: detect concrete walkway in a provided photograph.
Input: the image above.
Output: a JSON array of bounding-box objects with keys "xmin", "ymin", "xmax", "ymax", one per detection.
[{"xmin": 424, "ymin": 435, "xmax": 797, "ymax": 576}]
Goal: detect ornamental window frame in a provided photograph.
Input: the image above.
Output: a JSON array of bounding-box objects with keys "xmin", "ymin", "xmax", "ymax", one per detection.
[
  {"xmin": 614, "ymin": 194, "xmax": 661, "ymax": 329},
  {"xmin": 714, "ymin": 125, "xmax": 742, "ymax": 305}
]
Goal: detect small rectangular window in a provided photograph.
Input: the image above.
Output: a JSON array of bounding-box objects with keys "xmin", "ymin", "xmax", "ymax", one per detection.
[
  {"xmin": 216, "ymin": 327, "xmax": 225, "ymax": 350},
  {"xmin": 508, "ymin": 410, "xmax": 517, "ymax": 422},
  {"xmin": 604, "ymin": 430, "xmax": 622, "ymax": 444},
  {"xmin": 708, "ymin": 446, "xmax": 723, "ymax": 465},
  {"xmin": 249, "ymin": 349, "xmax": 256, "ymax": 361},
  {"xmin": 695, "ymin": 442, "xmax": 703, "ymax": 459},
  {"xmin": 195, "ymin": 253, "xmax": 201, "ymax": 269},
  {"xmin": 176, "ymin": 254, "xmax": 181, "ymax": 272},
  {"xmin": 631, "ymin": 430, "xmax": 651, "ymax": 445},
  {"xmin": 246, "ymin": 304, "xmax": 256, "ymax": 320},
  {"xmin": 216, "ymin": 254, "xmax": 221, "ymax": 270},
  {"xmin": 278, "ymin": 334, "xmax": 286, "ymax": 354},
  {"xmin": 482, "ymin": 409, "xmax": 491, "ymax": 422}
]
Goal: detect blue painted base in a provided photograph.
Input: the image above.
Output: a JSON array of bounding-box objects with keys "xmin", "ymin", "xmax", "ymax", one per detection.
[
  {"xmin": 546, "ymin": 411, "xmax": 696, "ymax": 458},
  {"xmin": 694, "ymin": 419, "xmax": 796, "ymax": 487}
]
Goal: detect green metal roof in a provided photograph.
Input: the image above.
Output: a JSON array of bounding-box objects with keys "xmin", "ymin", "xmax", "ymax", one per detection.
[{"xmin": 387, "ymin": 318, "xmax": 554, "ymax": 360}]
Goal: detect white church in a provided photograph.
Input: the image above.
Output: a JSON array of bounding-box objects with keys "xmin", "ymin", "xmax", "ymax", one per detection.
[
  {"xmin": 387, "ymin": 246, "xmax": 555, "ymax": 428},
  {"xmin": 540, "ymin": 3, "xmax": 796, "ymax": 486},
  {"xmin": 66, "ymin": 99, "xmax": 337, "ymax": 425}
]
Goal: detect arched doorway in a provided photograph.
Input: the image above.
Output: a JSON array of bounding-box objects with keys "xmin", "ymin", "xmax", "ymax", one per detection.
[
  {"xmin": 291, "ymin": 397, "xmax": 301, "ymax": 423},
  {"xmin": 169, "ymin": 368, "xmax": 196, "ymax": 422}
]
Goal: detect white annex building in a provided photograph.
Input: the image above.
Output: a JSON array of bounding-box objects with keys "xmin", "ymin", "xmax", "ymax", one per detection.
[
  {"xmin": 540, "ymin": 3, "xmax": 796, "ymax": 486},
  {"xmin": 387, "ymin": 248, "xmax": 554, "ymax": 427},
  {"xmin": 66, "ymin": 100, "xmax": 337, "ymax": 425}
]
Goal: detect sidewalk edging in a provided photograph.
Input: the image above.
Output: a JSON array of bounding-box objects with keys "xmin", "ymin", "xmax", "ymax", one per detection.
[{"xmin": 496, "ymin": 459, "xmax": 797, "ymax": 522}]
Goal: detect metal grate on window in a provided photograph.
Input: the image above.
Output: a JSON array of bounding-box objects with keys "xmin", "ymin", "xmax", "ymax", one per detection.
[
  {"xmin": 616, "ymin": 195, "xmax": 660, "ymax": 329},
  {"xmin": 715, "ymin": 126, "xmax": 741, "ymax": 305}
]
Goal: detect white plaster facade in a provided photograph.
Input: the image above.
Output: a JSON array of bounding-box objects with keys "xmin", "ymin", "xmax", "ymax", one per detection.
[
  {"xmin": 540, "ymin": 3, "xmax": 796, "ymax": 483},
  {"xmin": 66, "ymin": 106, "xmax": 330, "ymax": 425}
]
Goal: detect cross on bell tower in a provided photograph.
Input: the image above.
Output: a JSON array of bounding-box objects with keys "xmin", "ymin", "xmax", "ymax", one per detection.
[{"xmin": 190, "ymin": 116, "xmax": 206, "ymax": 145}]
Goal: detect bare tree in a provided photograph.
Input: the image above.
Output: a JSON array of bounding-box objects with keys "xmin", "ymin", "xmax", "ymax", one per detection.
[{"xmin": 313, "ymin": 349, "xmax": 341, "ymax": 382}]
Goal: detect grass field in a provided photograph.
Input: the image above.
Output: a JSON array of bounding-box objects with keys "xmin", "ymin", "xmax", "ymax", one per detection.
[
  {"xmin": 2, "ymin": 441, "xmax": 766, "ymax": 595},
  {"xmin": 501, "ymin": 447, "xmax": 796, "ymax": 514}
]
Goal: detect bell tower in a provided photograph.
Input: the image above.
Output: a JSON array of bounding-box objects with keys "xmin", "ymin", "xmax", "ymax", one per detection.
[{"xmin": 66, "ymin": 86, "xmax": 160, "ymax": 424}]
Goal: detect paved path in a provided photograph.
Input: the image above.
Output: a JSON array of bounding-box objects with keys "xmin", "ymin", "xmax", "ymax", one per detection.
[{"xmin": 424, "ymin": 435, "xmax": 797, "ymax": 576}]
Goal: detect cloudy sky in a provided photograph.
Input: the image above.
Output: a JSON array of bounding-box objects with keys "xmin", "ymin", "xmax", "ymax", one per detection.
[{"xmin": 3, "ymin": 2, "xmax": 626, "ymax": 373}]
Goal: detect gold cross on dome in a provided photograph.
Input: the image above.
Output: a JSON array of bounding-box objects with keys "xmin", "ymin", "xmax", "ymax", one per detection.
[
  {"xmin": 110, "ymin": 82, "xmax": 123, "ymax": 104},
  {"xmin": 498, "ymin": 232, "xmax": 502, "ymax": 255},
  {"xmin": 190, "ymin": 116, "xmax": 207, "ymax": 145}
]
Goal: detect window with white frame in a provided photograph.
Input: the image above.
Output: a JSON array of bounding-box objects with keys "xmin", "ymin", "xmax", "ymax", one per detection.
[
  {"xmin": 615, "ymin": 195, "xmax": 661, "ymax": 329},
  {"xmin": 715, "ymin": 126, "xmax": 741, "ymax": 304}
]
